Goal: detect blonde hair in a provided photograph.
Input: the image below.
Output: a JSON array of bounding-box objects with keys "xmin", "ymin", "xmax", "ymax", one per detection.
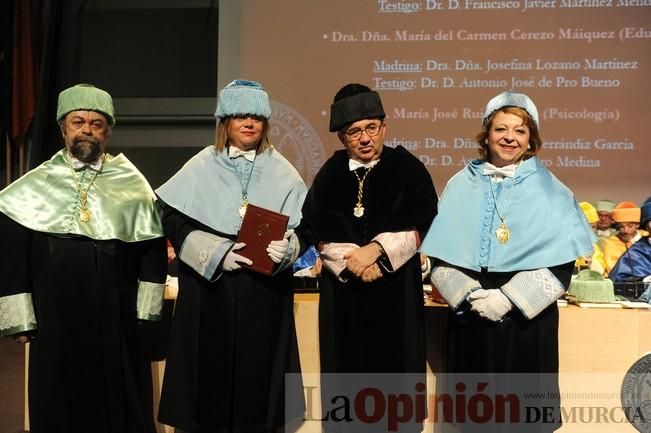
[
  {"xmin": 214, "ymin": 117, "xmax": 272, "ymax": 153},
  {"xmin": 475, "ymin": 107, "xmax": 542, "ymax": 161}
]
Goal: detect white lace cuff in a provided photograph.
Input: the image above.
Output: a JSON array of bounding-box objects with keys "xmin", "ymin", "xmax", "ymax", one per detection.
[
  {"xmin": 0, "ymin": 293, "xmax": 38, "ymax": 337},
  {"xmin": 430, "ymin": 266, "xmax": 481, "ymax": 309},
  {"xmin": 137, "ymin": 281, "xmax": 165, "ymax": 321},
  {"xmin": 501, "ymin": 268, "xmax": 566, "ymax": 319},
  {"xmin": 372, "ymin": 230, "xmax": 419, "ymax": 273},
  {"xmin": 179, "ymin": 230, "xmax": 232, "ymax": 280},
  {"xmin": 319, "ymin": 242, "xmax": 360, "ymax": 282}
]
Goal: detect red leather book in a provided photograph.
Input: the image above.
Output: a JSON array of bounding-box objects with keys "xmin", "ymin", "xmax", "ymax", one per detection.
[{"xmin": 236, "ymin": 204, "xmax": 289, "ymax": 275}]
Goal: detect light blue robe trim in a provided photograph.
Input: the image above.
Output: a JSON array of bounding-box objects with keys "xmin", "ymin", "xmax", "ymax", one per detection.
[
  {"xmin": 420, "ymin": 157, "xmax": 596, "ymax": 272},
  {"xmin": 179, "ymin": 230, "xmax": 232, "ymax": 281},
  {"xmin": 501, "ymin": 268, "xmax": 566, "ymax": 319},
  {"xmin": 430, "ymin": 266, "xmax": 482, "ymax": 309},
  {"xmin": 156, "ymin": 146, "xmax": 307, "ymax": 236}
]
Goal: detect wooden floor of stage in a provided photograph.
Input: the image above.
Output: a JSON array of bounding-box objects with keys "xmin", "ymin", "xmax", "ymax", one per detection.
[{"xmin": 0, "ymin": 336, "xmax": 25, "ymax": 433}]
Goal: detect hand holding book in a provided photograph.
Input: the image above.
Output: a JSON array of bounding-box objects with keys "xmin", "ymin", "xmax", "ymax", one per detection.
[
  {"xmin": 267, "ymin": 229, "xmax": 294, "ymax": 263},
  {"xmin": 236, "ymin": 204, "xmax": 289, "ymax": 275},
  {"xmin": 222, "ymin": 242, "xmax": 253, "ymax": 271}
]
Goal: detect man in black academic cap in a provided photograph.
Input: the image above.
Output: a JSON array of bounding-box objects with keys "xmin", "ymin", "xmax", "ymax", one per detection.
[{"xmin": 297, "ymin": 83, "xmax": 438, "ymax": 432}]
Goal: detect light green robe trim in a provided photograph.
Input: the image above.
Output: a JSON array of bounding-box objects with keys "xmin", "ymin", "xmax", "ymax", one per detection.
[
  {"xmin": 0, "ymin": 149, "xmax": 163, "ymax": 242},
  {"xmin": 137, "ymin": 281, "xmax": 165, "ymax": 321},
  {"xmin": 0, "ymin": 293, "xmax": 37, "ymax": 337}
]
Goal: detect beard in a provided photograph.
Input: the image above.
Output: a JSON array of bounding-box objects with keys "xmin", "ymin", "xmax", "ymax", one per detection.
[{"xmin": 68, "ymin": 137, "xmax": 103, "ymax": 163}]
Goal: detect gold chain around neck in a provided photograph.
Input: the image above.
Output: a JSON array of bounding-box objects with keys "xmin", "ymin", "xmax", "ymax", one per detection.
[
  {"xmin": 69, "ymin": 155, "xmax": 104, "ymax": 223},
  {"xmin": 352, "ymin": 165, "xmax": 374, "ymax": 218},
  {"xmin": 488, "ymin": 178, "xmax": 511, "ymax": 244}
]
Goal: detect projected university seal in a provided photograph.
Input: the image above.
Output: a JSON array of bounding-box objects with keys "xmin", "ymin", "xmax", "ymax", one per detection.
[
  {"xmin": 621, "ymin": 353, "xmax": 651, "ymax": 432},
  {"xmin": 269, "ymin": 100, "xmax": 326, "ymax": 185}
]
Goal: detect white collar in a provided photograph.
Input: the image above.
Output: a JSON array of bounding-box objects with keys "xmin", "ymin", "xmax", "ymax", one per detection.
[
  {"xmin": 228, "ymin": 146, "xmax": 256, "ymax": 162},
  {"xmin": 482, "ymin": 162, "xmax": 518, "ymax": 179},
  {"xmin": 348, "ymin": 159, "xmax": 379, "ymax": 171},
  {"xmin": 70, "ymin": 155, "xmax": 103, "ymax": 171}
]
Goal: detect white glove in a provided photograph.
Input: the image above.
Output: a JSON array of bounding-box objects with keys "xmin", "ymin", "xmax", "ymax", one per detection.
[
  {"xmin": 266, "ymin": 229, "xmax": 294, "ymax": 264},
  {"xmin": 221, "ymin": 242, "xmax": 253, "ymax": 271},
  {"xmin": 468, "ymin": 288, "xmax": 512, "ymax": 322}
]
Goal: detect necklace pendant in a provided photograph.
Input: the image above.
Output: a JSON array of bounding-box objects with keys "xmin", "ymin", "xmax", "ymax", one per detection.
[
  {"xmin": 496, "ymin": 222, "xmax": 510, "ymax": 244},
  {"xmin": 353, "ymin": 204, "xmax": 365, "ymax": 218},
  {"xmin": 238, "ymin": 203, "xmax": 248, "ymax": 218},
  {"xmin": 79, "ymin": 208, "xmax": 91, "ymax": 223}
]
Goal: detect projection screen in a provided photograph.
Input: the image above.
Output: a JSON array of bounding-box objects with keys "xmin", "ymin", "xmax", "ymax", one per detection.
[{"xmin": 218, "ymin": 0, "xmax": 650, "ymax": 204}]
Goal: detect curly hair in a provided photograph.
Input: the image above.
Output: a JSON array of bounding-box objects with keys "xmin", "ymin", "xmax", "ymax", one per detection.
[{"xmin": 475, "ymin": 106, "xmax": 542, "ymax": 161}]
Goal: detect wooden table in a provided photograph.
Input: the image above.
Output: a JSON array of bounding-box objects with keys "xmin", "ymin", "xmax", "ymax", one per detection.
[
  {"xmin": 293, "ymin": 296, "xmax": 651, "ymax": 433},
  {"xmin": 24, "ymin": 295, "xmax": 651, "ymax": 432}
]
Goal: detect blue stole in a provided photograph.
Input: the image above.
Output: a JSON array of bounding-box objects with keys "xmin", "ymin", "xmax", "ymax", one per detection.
[
  {"xmin": 420, "ymin": 157, "xmax": 595, "ymax": 272},
  {"xmin": 156, "ymin": 146, "xmax": 307, "ymax": 235}
]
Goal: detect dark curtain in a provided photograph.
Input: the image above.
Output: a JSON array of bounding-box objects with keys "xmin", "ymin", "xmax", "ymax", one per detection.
[
  {"xmin": 8, "ymin": 0, "xmax": 220, "ymax": 177},
  {"xmin": 2, "ymin": 0, "xmax": 85, "ymax": 181},
  {"xmin": 11, "ymin": 0, "xmax": 37, "ymax": 144},
  {"xmin": 0, "ymin": 1, "xmax": 14, "ymax": 186},
  {"xmin": 28, "ymin": 0, "xmax": 86, "ymax": 169}
]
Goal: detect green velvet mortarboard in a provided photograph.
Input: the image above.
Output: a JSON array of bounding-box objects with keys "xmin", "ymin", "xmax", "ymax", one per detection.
[
  {"xmin": 567, "ymin": 269, "xmax": 616, "ymax": 303},
  {"xmin": 56, "ymin": 84, "xmax": 115, "ymax": 126}
]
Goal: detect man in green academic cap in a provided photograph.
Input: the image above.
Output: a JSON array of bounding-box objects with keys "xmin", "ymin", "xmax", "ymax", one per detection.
[
  {"xmin": 594, "ymin": 199, "xmax": 617, "ymax": 245},
  {"xmin": 0, "ymin": 84, "xmax": 166, "ymax": 433}
]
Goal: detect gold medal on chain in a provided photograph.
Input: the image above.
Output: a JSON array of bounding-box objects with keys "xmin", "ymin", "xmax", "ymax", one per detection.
[
  {"xmin": 353, "ymin": 165, "xmax": 374, "ymax": 218},
  {"xmin": 229, "ymin": 150, "xmax": 256, "ymax": 219},
  {"xmin": 239, "ymin": 196, "xmax": 248, "ymax": 218},
  {"xmin": 495, "ymin": 222, "xmax": 510, "ymax": 244},
  {"xmin": 79, "ymin": 208, "xmax": 91, "ymax": 222},
  {"xmin": 489, "ymin": 179, "xmax": 510, "ymax": 244},
  {"xmin": 70, "ymin": 158, "xmax": 102, "ymax": 223}
]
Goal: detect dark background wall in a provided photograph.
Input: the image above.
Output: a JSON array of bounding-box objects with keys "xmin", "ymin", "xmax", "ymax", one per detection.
[
  {"xmin": 77, "ymin": 0, "xmax": 219, "ymax": 188},
  {"xmin": 4, "ymin": 0, "xmax": 220, "ymax": 189}
]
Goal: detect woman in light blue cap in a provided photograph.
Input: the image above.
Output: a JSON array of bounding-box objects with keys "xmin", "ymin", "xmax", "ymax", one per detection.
[
  {"xmin": 420, "ymin": 91, "xmax": 595, "ymax": 433},
  {"xmin": 156, "ymin": 80, "xmax": 307, "ymax": 433}
]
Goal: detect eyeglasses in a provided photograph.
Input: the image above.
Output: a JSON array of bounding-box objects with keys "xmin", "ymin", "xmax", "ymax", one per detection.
[{"xmin": 343, "ymin": 122, "xmax": 383, "ymax": 141}]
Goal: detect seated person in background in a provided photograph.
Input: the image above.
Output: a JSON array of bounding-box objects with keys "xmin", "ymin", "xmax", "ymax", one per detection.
[
  {"xmin": 602, "ymin": 201, "xmax": 642, "ymax": 276},
  {"xmin": 595, "ymin": 199, "xmax": 617, "ymax": 247},
  {"xmin": 575, "ymin": 201, "xmax": 605, "ymax": 275},
  {"xmin": 610, "ymin": 197, "xmax": 651, "ymax": 282}
]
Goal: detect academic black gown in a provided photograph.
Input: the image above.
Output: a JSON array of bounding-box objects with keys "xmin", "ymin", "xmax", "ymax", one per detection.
[
  {"xmin": 0, "ymin": 212, "xmax": 166, "ymax": 433},
  {"xmin": 298, "ymin": 146, "xmax": 438, "ymax": 432},
  {"xmin": 157, "ymin": 205, "xmax": 304, "ymax": 433},
  {"xmin": 441, "ymin": 261, "xmax": 574, "ymax": 433},
  {"xmin": 609, "ymin": 236, "xmax": 651, "ymax": 283}
]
